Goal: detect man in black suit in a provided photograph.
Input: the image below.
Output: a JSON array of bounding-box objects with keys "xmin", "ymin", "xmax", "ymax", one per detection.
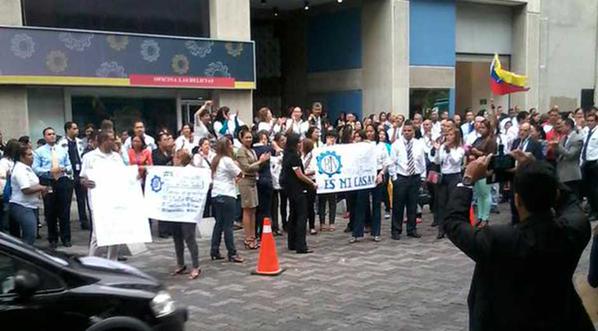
[
  {"xmin": 444, "ymin": 152, "xmax": 593, "ymax": 331},
  {"xmin": 509, "ymin": 122, "xmax": 545, "ymax": 224}
]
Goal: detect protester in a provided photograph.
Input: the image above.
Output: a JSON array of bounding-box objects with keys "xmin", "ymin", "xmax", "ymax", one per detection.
[
  {"xmin": 175, "ymin": 124, "xmax": 200, "ymax": 154},
  {"xmin": 286, "ymin": 107, "xmax": 307, "ymax": 136},
  {"xmin": 58, "ymin": 121, "xmax": 89, "ymax": 230},
  {"xmin": 270, "ymin": 132, "xmax": 287, "ymax": 234},
  {"xmin": 389, "ymin": 121, "xmax": 427, "ymax": 239},
  {"xmin": 214, "ymin": 106, "xmax": 243, "ymax": 142},
  {"xmin": 128, "ymin": 135, "xmax": 153, "ymax": 187},
  {"xmin": 81, "ymin": 123, "xmax": 95, "ymax": 150},
  {"xmin": 124, "ymin": 120, "xmax": 156, "ymax": 151},
  {"xmin": 210, "ymin": 138, "xmax": 244, "ymax": 263},
  {"xmin": 80, "ymin": 131, "xmax": 123, "ymax": 260},
  {"xmin": 236, "ymin": 127, "xmax": 269, "ymax": 249},
  {"xmin": 317, "ymin": 129, "xmax": 338, "ymax": 231},
  {"xmin": 0, "ymin": 139, "xmax": 19, "ymax": 234},
  {"xmin": 282, "ymin": 133, "xmax": 316, "ymax": 254},
  {"xmin": 253, "ymin": 130, "xmax": 275, "ymax": 239},
  {"xmin": 467, "ymin": 119, "xmax": 496, "ymax": 228},
  {"xmin": 169, "ymin": 150, "xmax": 202, "ymax": 279},
  {"xmin": 33, "ymin": 127, "xmax": 73, "ymax": 249},
  {"xmin": 194, "ymin": 100, "xmax": 215, "ymax": 139},
  {"xmin": 9, "ymin": 143, "xmax": 48, "ymax": 245},
  {"xmin": 551, "ymin": 118, "xmax": 583, "ymax": 198},
  {"xmin": 152, "ymin": 131, "xmax": 175, "ymax": 238},
  {"xmin": 581, "ymin": 112, "xmax": 598, "ymax": 221},
  {"xmin": 444, "ymin": 151, "xmax": 594, "ymax": 331}
]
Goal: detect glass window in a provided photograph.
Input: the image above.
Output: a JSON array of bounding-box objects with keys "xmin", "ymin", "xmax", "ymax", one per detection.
[
  {"xmin": 22, "ymin": 0, "xmax": 210, "ymax": 38},
  {"xmin": 409, "ymin": 89, "xmax": 450, "ymax": 119},
  {"xmin": 0, "ymin": 252, "xmax": 64, "ymax": 296}
]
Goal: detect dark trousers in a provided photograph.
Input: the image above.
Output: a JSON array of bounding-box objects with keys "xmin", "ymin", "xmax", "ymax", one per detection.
[
  {"xmin": 73, "ymin": 178, "xmax": 88, "ymax": 225},
  {"xmin": 256, "ymin": 183, "xmax": 273, "ymax": 238},
  {"xmin": 353, "ymin": 182, "xmax": 384, "ymax": 238},
  {"xmin": 346, "ymin": 191, "xmax": 357, "ymax": 231},
  {"xmin": 391, "ymin": 175, "xmax": 420, "ymax": 236},
  {"xmin": 307, "ymin": 189, "xmax": 316, "ymax": 230},
  {"xmin": 563, "ymin": 180, "xmax": 582, "ymax": 202},
  {"xmin": 272, "ymin": 190, "xmax": 287, "ymax": 232},
  {"xmin": 382, "ymin": 177, "xmax": 391, "ymax": 212},
  {"xmin": 211, "ymin": 195, "xmax": 238, "ymax": 257},
  {"xmin": 287, "ymin": 191, "xmax": 308, "ymax": 251},
  {"xmin": 41, "ymin": 177, "xmax": 73, "ymax": 244},
  {"xmin": 582, "ymin": 162, "xmax": 598, "ymax": 216},
  {"xmin": 172, "ymin": 222, "xmax": 199, "ymax": 268},
  {"xmin": 203, "ymin": 188, "xmax": 212, "ymax": 218},
  {"xmin": 317, "ymin": 193, "xmax": 336, "ymax": 225},
  {"xmin": 435, "ymin": 173, "xmax": 461, "ymax": 236}
]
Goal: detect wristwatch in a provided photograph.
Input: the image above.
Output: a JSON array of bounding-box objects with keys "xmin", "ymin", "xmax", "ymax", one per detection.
[{"xmin": 461, "ymin": 175, "xmax": 474, "ymax": 187}]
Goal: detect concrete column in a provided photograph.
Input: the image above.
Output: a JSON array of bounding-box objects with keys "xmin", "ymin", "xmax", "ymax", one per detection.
[
  {"xmin": 362, "ymin": 0, "xmax": 409, "ymax": 118},
  {"xmin": 0, "ymin": 0, "xmax": 28, "ymax": 139},
  {"xmin": 209, "ymin": 0, "xmax": 253, "ymax": 124},
  {"xmin": 511, "ymin": 1, "xmax": 541, "ymax": 111}
]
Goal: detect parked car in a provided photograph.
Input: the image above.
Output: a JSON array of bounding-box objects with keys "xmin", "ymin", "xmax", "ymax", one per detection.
[{"xmin": 0, "ymin": 232, "xmax": 187, "ymax": 331}]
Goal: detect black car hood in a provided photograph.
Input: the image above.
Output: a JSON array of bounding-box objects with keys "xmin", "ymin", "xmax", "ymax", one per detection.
[{"xmin": 74, "ymin": 256, "xmax": 161, "ymax": 291}]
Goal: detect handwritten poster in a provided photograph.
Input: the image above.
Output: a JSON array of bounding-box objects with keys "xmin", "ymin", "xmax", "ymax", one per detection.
[
  {"xmin": 144, "ymin": 166, "xmax": 212, "ymax": 223},
  {"xmin": 88, "ymin": 164, "xmax": 152, "ymax": 247},
  {"xmin": 313, "ymin": 143, "xmax": 377, "ymax": 194}
]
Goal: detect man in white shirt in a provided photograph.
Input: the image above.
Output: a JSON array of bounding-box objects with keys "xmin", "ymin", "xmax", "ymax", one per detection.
[
  {"xmin": 460, "ymin": 110, "xmax": 475, "ymax": 137},
  {"xmin": 123, "ymin": 120, "xmax": 156, "ymax": 151},
  {"xmin": 581, "ymin": 112, "xmax": 598, "ymax": 221},
  {"xmin": 389, "ymin": 121, "xmax": 427, "ymax": 240},
  {"xmin": 430, "ymin": 109, "xmax": 442, "ymax": 140},
  {"xmin": 387, "ymin": 114, "xmax": 404, "ymax": 143},
  {"xmin": 80, "ymin": 131, "xmax": 126, "ymax": 260}
]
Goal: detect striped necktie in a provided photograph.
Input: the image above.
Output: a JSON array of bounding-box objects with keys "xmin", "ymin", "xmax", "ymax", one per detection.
[{"xmin": 406, "ymin": 140, "xmax": 415, "ymax": 175}]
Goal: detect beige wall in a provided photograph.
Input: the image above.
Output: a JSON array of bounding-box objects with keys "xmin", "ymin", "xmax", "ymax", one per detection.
[
  {"xmin": 0, "ymin": 0, "xmax": 28, "ymax": 139},
  {"xmin": 209, "ymin": 0, "xmax": 253, "ymax": 124}
]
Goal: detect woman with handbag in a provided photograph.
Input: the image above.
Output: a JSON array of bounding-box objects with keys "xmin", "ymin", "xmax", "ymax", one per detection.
[{"xmin": 431, "ymin": 127, "xmax": 464, "ymax": 239}]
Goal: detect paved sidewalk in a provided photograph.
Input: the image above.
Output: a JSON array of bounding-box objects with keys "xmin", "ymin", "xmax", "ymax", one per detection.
[{"xmin": 43, "ymin": 205, "xmax": 594, "ymax": 331}]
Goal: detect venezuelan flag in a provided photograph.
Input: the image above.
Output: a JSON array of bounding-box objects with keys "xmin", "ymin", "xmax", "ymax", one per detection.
[{"xmin": 490, "ymin": 54, "xmax": 530, "ymax": 95}]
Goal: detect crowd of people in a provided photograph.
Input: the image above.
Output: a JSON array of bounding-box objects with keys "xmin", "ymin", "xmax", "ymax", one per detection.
[{"xmin": 0, "ymin": 100, "xmax": 597, "ymax": 285}]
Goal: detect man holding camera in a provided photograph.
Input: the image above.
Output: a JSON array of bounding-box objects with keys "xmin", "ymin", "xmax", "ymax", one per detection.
[{"xmin": 443, "ymin": 151, "xmax": 593, "ymax": 331}]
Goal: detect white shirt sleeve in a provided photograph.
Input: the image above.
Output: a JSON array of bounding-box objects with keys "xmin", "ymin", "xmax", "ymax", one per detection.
[
  {"xmin": 224, "ymin": 157, "xmax": 242, "ymax": 178},
  {"xmin": 13, "ymin": 164, "xmax": 34, "ymax": 190}
]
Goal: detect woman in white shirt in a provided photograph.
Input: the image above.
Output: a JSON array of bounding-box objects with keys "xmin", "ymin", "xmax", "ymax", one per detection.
[
  {"xmin": 192, "ymin": 138, "xmax": 216, "ymax": 169},
  {"xmin": 257, "ymin": 107, "xmax": 277, "ymax": 135},
  {"xmin": 175, "ymin": 124, "xmax": 200, "ymax": 154},
  {"xmin": 9, "ymin": 144, "xmax": 49, "ymax": 245},
  {"xmin": 432, "ymin": 127, "xmax": 464, "ymax": 239},
  {"xmin": 286, "ymin": 107, "xmax": 307, "ymax": 137},
  {"xmin": 210, "ymin": 138, "xmax": 244, "ymax": 263},
  {"xmin": 213, "ymin": 106, "xmax": 244, "ymax": 141},
  {"xmin": 194, "ymin": 101, "xmax": 214, "ymax": 139}
]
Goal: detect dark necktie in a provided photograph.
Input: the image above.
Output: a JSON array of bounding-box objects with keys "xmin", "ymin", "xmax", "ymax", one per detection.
[{"xmin": 582, "ymin": 128, "xmax": 595, "ymax": 162}]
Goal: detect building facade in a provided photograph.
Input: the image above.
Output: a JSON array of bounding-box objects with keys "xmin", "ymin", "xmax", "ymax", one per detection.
[{"xmin": 0, "ymin": 0, "xmax": 597, "ymax": 140}]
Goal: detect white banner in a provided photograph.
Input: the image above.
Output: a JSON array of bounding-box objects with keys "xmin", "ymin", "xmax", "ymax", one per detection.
[
  {"xmin": 144, "ymin": 166, "xmax": 212, "ymax": 223},
  {"xmin": 88, "ymin": 165, "xmax": 152, "ymax": 247},
  {"xmin": 314, "ymin": 143, "xmax": 377, "ymax": 194}
]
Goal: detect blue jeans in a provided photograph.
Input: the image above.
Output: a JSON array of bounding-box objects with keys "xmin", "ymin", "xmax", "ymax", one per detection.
[
  {"xmin": 9, "ymin": 203, "xmax": 38, "ymax": 245},
  {"xmin": 211, "ymin": 195, "xmax": 238, "ymax": 257}
]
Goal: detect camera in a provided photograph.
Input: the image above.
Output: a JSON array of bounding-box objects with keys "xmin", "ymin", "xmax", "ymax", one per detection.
[{"xmin": 487, "ymin": 144, "xmax": 515, "ymax": 183}]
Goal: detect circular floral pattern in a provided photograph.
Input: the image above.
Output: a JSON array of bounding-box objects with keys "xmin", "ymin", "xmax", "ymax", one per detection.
[
  {"xmin": 59, "ymin": 32, "xmax": 93, "ymax": 52},
  {"xmin": 95, "ymin": 61, "xmax": 127, "ymax": 77},
  {"xmin": 225, "ymin": 42, "xmax": 244, "ymax": 57},
  {"xmin": 171, "ymin": 54, "xmax": 190, "ymax": 75},
  {"xmin": 185, "ymin": 40, "xmax": 213, "ymax": 58},
  {"xmin": 10, "ymin": 33, "xmax": 35, "ymax": 59},
  {"xmin": 106, "ymin": 35, "xmax": 129, "ymax": 51},
  {"xmin": 45, "ymin": 50, "xmax": 68, "ymax": 73},
  {"xmin": 204, "ymin": 61, "xmax": 231, "ymax": 77},
  {"xmin": 140, "ymin": 39, "xmax": 160, "ymax": 62}
]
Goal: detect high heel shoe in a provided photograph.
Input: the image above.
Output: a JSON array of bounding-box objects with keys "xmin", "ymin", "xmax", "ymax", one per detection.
[
  {"xmin": 211, "ymin": 254, "xmax": 225, "ymax": 260},
  {"xmin": 228, "ymin": 255, "xmax": 245, "ymax": 263},
  {"xmin": 170, "ymin": 265, "xmax": 187, "ymax": 276}
]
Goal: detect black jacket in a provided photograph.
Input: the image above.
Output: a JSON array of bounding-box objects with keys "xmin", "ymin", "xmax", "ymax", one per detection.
[
  {"xmin": 444, "ymin": 186, "xmax": 593, "ymax": 331},
  {"xmin": 511, "ymin": 137, "xmax": 545, "ymax": 160}
]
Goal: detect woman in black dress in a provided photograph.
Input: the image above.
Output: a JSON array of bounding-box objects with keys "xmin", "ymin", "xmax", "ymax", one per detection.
[{"xmin": 281, "ymin": 133, "xmax": 317, "ymax": 254}]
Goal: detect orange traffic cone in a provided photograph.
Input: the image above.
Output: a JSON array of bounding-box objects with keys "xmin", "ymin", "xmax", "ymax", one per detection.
[
  {"xmin": 469, "ymin": 206, "xmax": 476, "ymax": 227},
  {"xmin": 252, "ymin": 218, "xmax": 285, "ymax": 276}
]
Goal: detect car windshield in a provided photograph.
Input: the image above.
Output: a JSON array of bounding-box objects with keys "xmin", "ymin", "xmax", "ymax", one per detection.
[{"xmin": 0, "ymin": 232, "xmax": 69, "ymax": 267}]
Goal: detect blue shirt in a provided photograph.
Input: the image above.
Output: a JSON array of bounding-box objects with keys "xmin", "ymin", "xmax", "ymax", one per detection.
[{"xmin": 33, "ymin": 144, "xmax": 72, "ymax": 180}]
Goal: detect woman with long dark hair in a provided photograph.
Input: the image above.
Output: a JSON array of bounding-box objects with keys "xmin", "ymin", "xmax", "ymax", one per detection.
[
  {"xmin": 468, "ymin": 119, "xmax": 497, "ymax": 228},
  {"xmin": 432, "ymin": 127, "xmax": 464, "ymax": 239},
  {"xmin": 214, "ymin": 106, "xmax": 243, "ymax": 141},
  {"xmin": 236, "ymin": 127, "xmax": 270, "ymax": 249},
  {"xmin": 128, "ymin": 135, "xmax": 153, "ymax": 187},
  {"xmin": 210, "ymin": 138, "xmax": 245, "ymax": 263},
  {"xmin": 281, "ymin": 133, "xmax": 316, "ymax": 253}
]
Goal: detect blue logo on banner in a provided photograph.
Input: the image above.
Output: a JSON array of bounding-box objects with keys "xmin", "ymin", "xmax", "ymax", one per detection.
[
  {"xmin": 150, "ymin": 175, "xmax": 164, "ymax": 192},
  {"xmin": 316, "ymin": 151, "xmax": 342, "ymax": 178}
]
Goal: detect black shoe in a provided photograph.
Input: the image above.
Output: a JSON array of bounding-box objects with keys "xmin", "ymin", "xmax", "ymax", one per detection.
[
  {"xmin": 49, "ymin": 242, "xmax": 58, "ymax": 249},
  {"xmin": 436, "ymin": 234, "xmax": 445, "ymax": 240},
  {"xmin": 211, "ymin": 254, "xmax": 225, "ymax": 261},
  {"xmin": 296, "ymin": 249, "xmax": 314, "ymax": 254},
  {"xmin": 117, "ymin": 256, "xmax": 128, "ymax": 262},
  {"xmin": 407, "ymin": 232, "xmax": 422, "ymax": 238},
  {"xmin": 288, "ymin": 247, "xmax": 296, "ymax": 251},
  {"xmin": 343, "ymin": 226, "xmax": 351, "ymax": 233},
  {"xmin": 430, "ymin": 222, "xmax": 438, "ymax": 227},
  {"xmin": 391, "ymin": 235, "xmax": 401, "ymax": 240},
  {"xmin": 63, "ymin": 241, "xmax": 72, "ymax": 248},
  {"xmin": 158, "ymin": 232, "xmax": 170, "ymax": 239}
]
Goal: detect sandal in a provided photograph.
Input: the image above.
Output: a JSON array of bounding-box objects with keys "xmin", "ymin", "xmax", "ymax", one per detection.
[
  {"xmin": 244, "ymin": 240, "xmax": 258, "ymax": 250},
  {"xmin": 189, "ymin": 268, "xmax": 201, "ymax": 280},
  {"xmin": 171, "ymin": 265, "xmax": 187, "ymax": 276},
  {"xmin": 228, "ymin": 255, "xmax": 245, "ymax": 263}
]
